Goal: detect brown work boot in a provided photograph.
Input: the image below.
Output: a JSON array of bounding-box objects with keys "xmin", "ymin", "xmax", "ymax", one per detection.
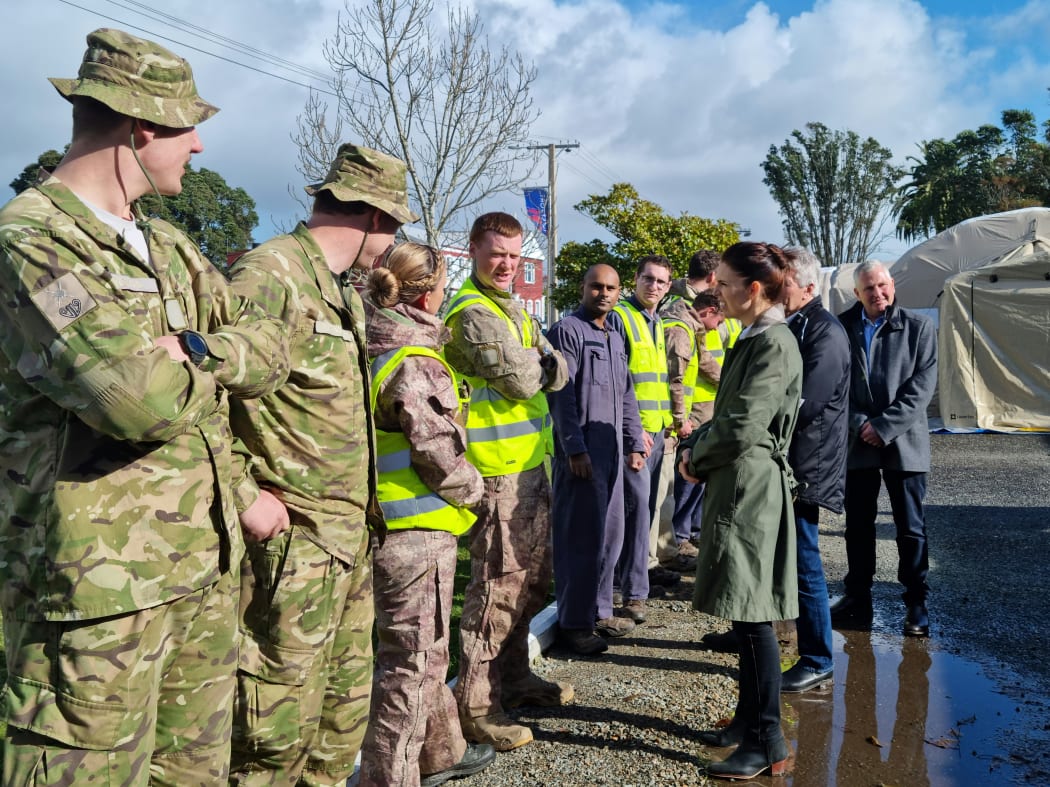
[
  {"xmin": 595, "ymin": 616, "xmax": 635, "ymax": 637},
  {"xmin": 460, "ymin": 712, "xmax": 533, "ymax": 751},
  {"xmin": 502, "ymin": 673, "xmax": 575, "ymax": 708},
  {"xmin": 617, "ymin": 598, "xmax": 648, "ymax": 624}
]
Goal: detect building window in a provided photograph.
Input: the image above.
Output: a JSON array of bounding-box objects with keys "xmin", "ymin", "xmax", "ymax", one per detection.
[
  {"xmin": 526, "ymin": 299, "xmax": 534, "ymax": 314},
  {"xmin": 524, "ymin": 262, "xmax": 536, "ymax": 284}
]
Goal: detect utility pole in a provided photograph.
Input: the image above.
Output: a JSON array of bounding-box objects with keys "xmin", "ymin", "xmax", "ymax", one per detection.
[{"xmin": 522, "ymin": 141, "xmax": 579, "ymax": 328}]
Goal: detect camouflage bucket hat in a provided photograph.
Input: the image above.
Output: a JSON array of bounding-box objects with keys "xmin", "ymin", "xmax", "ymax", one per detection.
[
  {"xmin": 49, "ymin": 28, "xmax": 218, "ymax": 127},
  {"xmin": 305, "ymin": 143, "xmax": 420, "ymax": 224}
]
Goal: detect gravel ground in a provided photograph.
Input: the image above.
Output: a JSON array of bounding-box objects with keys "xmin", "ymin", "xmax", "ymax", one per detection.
[{"xmin": 454, "ymin": 433, "xmax": 1050, "ymax": 786}]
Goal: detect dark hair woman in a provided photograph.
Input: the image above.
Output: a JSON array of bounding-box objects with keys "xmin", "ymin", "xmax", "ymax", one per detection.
[{"xmin": 679, "ymin": 241, "xmax": 803, "ymax": 780}]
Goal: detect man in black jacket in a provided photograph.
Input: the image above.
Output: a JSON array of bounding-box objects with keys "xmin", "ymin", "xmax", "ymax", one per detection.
[{"xmin": 781, "ymin": 247, "xmax": 851, "ymax": 692}]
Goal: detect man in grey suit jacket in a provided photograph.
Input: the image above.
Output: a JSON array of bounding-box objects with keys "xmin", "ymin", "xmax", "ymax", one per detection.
[{"xmin": 833, "ymin": 261, "xmax": 937, "ymax": 637}]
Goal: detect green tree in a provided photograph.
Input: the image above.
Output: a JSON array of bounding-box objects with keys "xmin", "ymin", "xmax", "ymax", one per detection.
[
  {"xmin": 896, "ymin": 110, "xmax": 1050, "ymax": 243},
  {"xmin": 9, "ymin": 149, "xmax": 65, "ymax": 194},
  {"xmin": 138, "ymin": 166, "xmax": 258, "ymax": 267},
  {"xmin": 762, "ymin": 122, "xmax": 903, "ymax": 265},
  {"xmin": 552, "ymin": 183, "xmax": 739, "ymax": 310}
]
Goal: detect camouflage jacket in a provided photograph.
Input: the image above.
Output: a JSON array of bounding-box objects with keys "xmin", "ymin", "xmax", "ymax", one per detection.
[
  {"xmin": 0, "ymin": 176, "xmax": 289, "ymax": 622},
  {"xmin": 227, "ymin": 223, "xmax": 381, "ymax": 562},
  {"xmin": 443, "ymin": 274, "xmax": 568, "ymax": 399},
  {"xmin": 366, "ymin": 302, "xmax": 484, "ymax": 509}
]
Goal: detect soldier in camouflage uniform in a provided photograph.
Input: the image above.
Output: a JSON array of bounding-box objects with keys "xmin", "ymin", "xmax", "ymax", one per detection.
[
  {"xmin": 443, "ymin": 212, "xmax": 572, "ymax": 751},
  {"xmin": 0, "ymin": 29, "xmax": 289, "ymax": 786},
  {"xmin": 358, "ymin": 243, "xmax": 495, "ymax": 787},
  {"xmin": 226, "ymin": 143, "xmax": 412, "ymax": 786}
]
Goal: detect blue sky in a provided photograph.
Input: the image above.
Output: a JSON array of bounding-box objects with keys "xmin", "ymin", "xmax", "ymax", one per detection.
[{"xmin": 4, "ymin": 0, "xmax": 1050, "ymax": 261}]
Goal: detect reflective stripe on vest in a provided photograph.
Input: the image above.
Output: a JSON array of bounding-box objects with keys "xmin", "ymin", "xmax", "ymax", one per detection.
[
  {"xmin": 614, "ymin": 301, "xmax": 672, "ymax": 432},
  {"xmin": 369, "ymin": 346, "xmax": 476, "ymax": 536},
  {"xmin": 444, "ymin": 279, "xmax": 552, "ymax": 476},
  {"xmin": 662, "ymin": 316, "xmax": 698, "ymax": 414}
]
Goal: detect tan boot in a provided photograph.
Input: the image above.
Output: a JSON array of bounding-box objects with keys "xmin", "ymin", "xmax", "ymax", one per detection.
[
  {"xmin": 502, "ymin": 673, "xmax": 575, "ymax": 708},
  {"xmin": 460, "ymin": 712, "xmax": 534, "ymax": 751}
]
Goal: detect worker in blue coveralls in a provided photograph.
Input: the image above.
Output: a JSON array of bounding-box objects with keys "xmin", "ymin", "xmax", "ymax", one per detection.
[{"xmin": 546, "ymin": 264, "xmax": 647, "ymax": 656}]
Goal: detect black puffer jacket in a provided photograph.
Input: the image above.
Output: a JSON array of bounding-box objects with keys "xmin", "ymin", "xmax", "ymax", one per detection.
[{"xmin": 787, "ymin": 296, "xmax": 851, "ymax": 512}]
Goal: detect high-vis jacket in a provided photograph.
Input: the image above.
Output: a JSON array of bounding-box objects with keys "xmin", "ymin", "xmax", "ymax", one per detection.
[
  {"xmin": 370, "ymin": 346, "xmax": 476, "ymax": 535},
  {"xmin": 694, "ymin": 319, "xmax": 743, "ymax": 403},
  {"xmin": 444, "ymin": 279, "xmax": 553, "ymax": 476},
  {"xmin": 662, "ymin": 316, "xmax": 698, "ymax": 414},
  {"xmin": 613, "ymin": 301, "xmax": 672, "ymax": 432}
]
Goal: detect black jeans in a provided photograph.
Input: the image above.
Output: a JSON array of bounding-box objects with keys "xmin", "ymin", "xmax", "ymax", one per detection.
[
  {"xmin": 843, "ymin": 469, "xmax": 929, "ymax": 606},
  {"xmin": 731, "ymin": 620, "xmax": 782, "ymax": 744}
]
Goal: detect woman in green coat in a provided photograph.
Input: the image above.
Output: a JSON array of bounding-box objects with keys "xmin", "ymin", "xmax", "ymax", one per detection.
[{"xmin": 679, "ymin": 241, "xmax": 803, "ymax": 781}]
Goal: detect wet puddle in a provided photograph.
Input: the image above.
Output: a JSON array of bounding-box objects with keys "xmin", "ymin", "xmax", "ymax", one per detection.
[{"xmin": 779, "ymin": 626, "xmax": 1047, "ymax": 786}]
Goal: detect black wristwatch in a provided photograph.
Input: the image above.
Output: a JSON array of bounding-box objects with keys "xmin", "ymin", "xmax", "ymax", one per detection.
[{"xmin": 178, "ymin": 330, "xmax": 210, "ymax": 367}]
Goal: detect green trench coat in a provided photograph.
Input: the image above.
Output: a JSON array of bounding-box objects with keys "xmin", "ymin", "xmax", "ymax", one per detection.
[{"xmin": 684, "ymin": 305, "xmax": 803, "ymax": 623}]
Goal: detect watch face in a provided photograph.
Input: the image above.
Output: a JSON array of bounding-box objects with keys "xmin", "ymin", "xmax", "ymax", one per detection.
[{"xmin": 183, "ymin": 331, "xmax": 208, "ymax": 358}]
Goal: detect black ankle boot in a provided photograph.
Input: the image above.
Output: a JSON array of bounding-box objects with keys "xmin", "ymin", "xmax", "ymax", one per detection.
[
  {"xmin": 697, "ymin": 718, "xmax": 745, "ymax": 747},
  {"xmin": 705, "ymin": 735, "xmax": 790, "ymax": 781}
]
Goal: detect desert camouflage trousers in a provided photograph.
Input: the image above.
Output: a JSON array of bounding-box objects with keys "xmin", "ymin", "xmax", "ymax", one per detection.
[
  {"xmin": 358, "ymin": 529, "xmax": 466, "ymax": 787},
  {"xmin": 454, "ymin": 465, "xmax": 554, "ymax": 719},
  {"xmin": 230, "ymin": 524, "xmax": 373, "ymax": 786},
  {"xmin": 1, "ymin": 570, "xmax": 239, "ymax": 786}
]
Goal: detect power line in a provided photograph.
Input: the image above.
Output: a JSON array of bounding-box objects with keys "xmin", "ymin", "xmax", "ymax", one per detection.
[{"xmin": 54, "ymin": 0, "xmax": 382, "ymax": 107}]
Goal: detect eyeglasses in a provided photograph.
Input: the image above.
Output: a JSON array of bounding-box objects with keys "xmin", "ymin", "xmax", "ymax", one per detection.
[{"xmin": 638, "ymin": 274, "xmax": 670, "ymax": 287}]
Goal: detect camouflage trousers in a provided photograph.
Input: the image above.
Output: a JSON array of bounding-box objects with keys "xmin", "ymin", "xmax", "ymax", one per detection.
[
  {"xmin": 358, "ymin": 529, "xmax": 466, "ymax": 787},
  {"xmin": 230, "ymin": 524, "xmax": 373, "ymax": 786},
  {"xmin": 454, "ymin": 465, "xmax": 553, "ymax": 719},
  {"xmin": 1, "ymin": 570, "xmax": 239, "ymax": 786}
]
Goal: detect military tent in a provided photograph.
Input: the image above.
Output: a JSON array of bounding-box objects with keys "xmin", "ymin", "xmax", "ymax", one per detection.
[{"xmin": 939, "ymin": 230, "xmax": 1050, "ymax": 431}]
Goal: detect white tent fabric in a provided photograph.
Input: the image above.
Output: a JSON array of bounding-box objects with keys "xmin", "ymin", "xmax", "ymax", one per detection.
[
  {"xmin": 939, "ymin": 239, "xmax": 1050, "ymax": 431},
  {"xmin": 891, "ymin": 207, "xmax": 1050, "ymax": 308}
]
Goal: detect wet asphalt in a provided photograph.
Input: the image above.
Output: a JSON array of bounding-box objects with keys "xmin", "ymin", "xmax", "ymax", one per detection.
[{"xmin": 791, "ymin": 433, "xmax": 1050, "ymax": 786}]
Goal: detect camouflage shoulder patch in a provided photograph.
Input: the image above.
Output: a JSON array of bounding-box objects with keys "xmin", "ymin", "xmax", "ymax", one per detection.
[{"xmin": 31, "ymin": 272, "xmax": 98, "ymax": 332}]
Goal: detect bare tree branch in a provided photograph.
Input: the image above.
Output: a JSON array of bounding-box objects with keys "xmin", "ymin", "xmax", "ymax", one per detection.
[{"xmin": 293, "ymin": 0, "xmax": 539, "ymax": 247}]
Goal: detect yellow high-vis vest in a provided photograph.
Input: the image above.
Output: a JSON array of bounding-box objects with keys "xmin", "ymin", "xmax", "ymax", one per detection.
[
  {"xmin": 662, "ymin": 316, "xmax": 698, "ymax": 415},
  {"xmin": 444, "ymin": 279, "xmax": 553, "ymax": 477},
  {"xmin": 614, "ymin": 301, "xmax": 672, "ymax": 432},
  {"xmin": 370, "ymin": 346, "xmax": 476, "ymax": 535},
  {"xmin": 693, "ymin": 318, "xmax": 743, "ymax": 403}
]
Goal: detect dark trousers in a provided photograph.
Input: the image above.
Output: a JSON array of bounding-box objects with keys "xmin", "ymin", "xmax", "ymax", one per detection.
[
  {"xmin": 671, "ymin": 467, "xmax": 705, "ymax": 544},
  {"xmin": 616, "ymin": 431, "xmax": 663, "ymax": 601},
  {"xmin": 843, "ymin": 468, "xmax": 929, "ymax": 606},
  {"xmin": 552, "ymin": 449, "xmax": 624, "ymax": 627},
  {"xmin": 732, "ymin": 620, "xmax": 783, "ymax": 744},
  {"xmin": 794, "ymin": 501, "xmax": 833, "ymax": 672}
]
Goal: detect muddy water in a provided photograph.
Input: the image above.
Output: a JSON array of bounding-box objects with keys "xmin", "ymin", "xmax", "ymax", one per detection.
[{"xmin": 780, "ymin": 625, "xmax": 1041, "ymax": 786}]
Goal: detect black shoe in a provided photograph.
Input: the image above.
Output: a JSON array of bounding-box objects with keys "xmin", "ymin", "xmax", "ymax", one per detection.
[
  {"xmin": 701, "ymin": 629, "xmax": 740, "ymax": 653},
  {"xmin": 648, "ymin": 565, "xmax": 681, "ymax": 586},
  {"xmin": 698, "ymin": 719, "xmax": 745, "ymax": 747},
  {"xmin": 904, "ymin": 604, "xmax": 930, "ymax": 637},
  {"xmin": 780, "ymin": 662, "xmax": 833, "ymax": 693},
  {"xmin": 420, "ymin": 743, "xmax": 496, "ymax": 786},
  {"xmin": 559, "ymin": 628, "xmax": 609, "ymax": 656},
  {"xmin": 705, "ymin": 736, "xmax": 790, "ymax": 781},
  {"xmin": 829, "ymin": 594, "xmax": 873, "ymax": 628}
]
